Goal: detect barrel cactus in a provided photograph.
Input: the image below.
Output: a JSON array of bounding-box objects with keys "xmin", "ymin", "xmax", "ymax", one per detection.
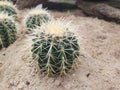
[
  {"xmin": 24, "ymin": 9, "xmax": 51, "ymax": 30},
  {"xmin": 0, "ymin": 13, "xmax": 17, "ymax": 49},
  {"xmin": 32, "ymin": 20, "xmax": 80, "ymax": 76},
  {"xmin": 0, "ymin": 1, "xmax": 17, "ymax": 17}
]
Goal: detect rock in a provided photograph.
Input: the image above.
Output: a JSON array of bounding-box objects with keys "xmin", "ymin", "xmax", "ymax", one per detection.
[
  {"xmin": 91, "ymin": 4, "xmax": 120, "ymax": 23},
  {"xmin": 16, "ymin": 0, "xmax": 48, "ymax": 9},
  {"xmin": 16, "ymin": 0, "xmax": 77, "ymax": 10},
  {"xmin": 43, "ymin": 1, "xmax": 78, "ymax": 11},
  {"xmin": 77, "ymin": 0, "xmax": 120, "ymax": 9},
  {"xmin": 77, "ymin": 1, "xmax": 120, "ymax": 24},
  {"xmin": 35, "ymin": 4, "xmax": 43, "ymax": 9},
  {"xmin": 49, "ymin": 0, "xmax": 76, "ymax": 4}
]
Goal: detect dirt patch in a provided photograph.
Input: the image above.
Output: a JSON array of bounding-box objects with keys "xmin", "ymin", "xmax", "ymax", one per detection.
[{"xmin": 0, "ymin": 11, "xmax": 120, "ymax": 90}]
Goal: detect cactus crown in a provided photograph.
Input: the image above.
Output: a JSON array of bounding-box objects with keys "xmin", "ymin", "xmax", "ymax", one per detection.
[
  {"xmin": 29, "ymin": 9, "xmax": 50, "ymax": 15},
  {"xmin": 32, "ymin": 20, "xmax": 80, "ymax": 76},
  {"xmin": 39, "ymin": 20, "xmax": 67, "ymax": 36},
  {"xmin": 0, "ymin": 13, "xmax": 17, "ymax": 49},
  {"xmin": 0, "ymin": 1, "xmax": 17, "ymax": 16},
  {"xmin": 25, "ymin": 9, "xmax": 52, "ymax": 30}
]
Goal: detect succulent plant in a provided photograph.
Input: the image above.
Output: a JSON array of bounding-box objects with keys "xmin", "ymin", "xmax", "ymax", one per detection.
[
  {"xmin": 0, "ymin": 1, "xmax": 17, "ymax": 17},
  {"xmin": 32, "ymin": 20, "xmax": 80, "ymax": 76},
  {"xmin": 0, "ymin": 39, "xmax": 2, "ymax": 49},
  {"xmin": 0, "ymin": 13, "xmax": 17, "ymax": 49},
  {"xmin": 24, "ymin": 9, "xmax": 51, "ymax": 30}
]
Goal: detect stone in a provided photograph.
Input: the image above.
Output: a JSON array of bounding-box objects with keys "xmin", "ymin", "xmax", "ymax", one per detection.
[{"xmin": 77, "ymin": 0, "xmax": 120, "ymax": 23}]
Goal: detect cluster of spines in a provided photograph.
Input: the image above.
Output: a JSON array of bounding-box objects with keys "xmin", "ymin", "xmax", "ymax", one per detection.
[
  {"xmin": 0, "ymin": 1, "xmax": 17, "ymax": 17},
  {"xmin": 32, "ymin": 20, "xmax": 80, "ymax": 76},
  {"xmin": 24, "ymin": 9, "xmax": 51, "ymax": 30}
]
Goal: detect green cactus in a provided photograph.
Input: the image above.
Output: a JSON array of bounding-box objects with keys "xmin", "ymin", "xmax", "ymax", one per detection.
[
  {"xmin": 0, "ymin": 38, "xmax": 2, "ymax": 49},
  {"xmin": 0, "ymin": 14, "xmax": 17, "ymax": 49},
  {"xmin": 25, "ymin": 9, "xmax": 51, "ymax": 30},
  {"xmin": 31, "ymin": 20, "xmax": 80, "ymax": 76},
  {"xmin": 0, "ymin": 1, "xmax": 17, "ymax": 17}
]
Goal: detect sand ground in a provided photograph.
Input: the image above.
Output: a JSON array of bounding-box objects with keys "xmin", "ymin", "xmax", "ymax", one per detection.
[{"xmin": 0, "ymin": 11, "xmax": 120, "ymax": 90}]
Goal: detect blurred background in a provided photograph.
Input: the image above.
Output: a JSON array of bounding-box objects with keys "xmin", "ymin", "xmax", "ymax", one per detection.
[{"xmin": 12, "ymin": 0, "xmax": 120, "ymax": 23}]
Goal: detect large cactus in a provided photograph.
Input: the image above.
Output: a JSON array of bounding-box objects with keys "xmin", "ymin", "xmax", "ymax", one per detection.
[
  {"xmin": 0, "ymin": 1, "xmax": 17, "ymax": 17},
  {"xmin": 0, "ymin": 13, "xmax": 17, "ymax": 49},
  {"xmin": 32, "ymin": 20, "xmax": 80, "ymax": 76},
  {"xmin": 24, "ymin": 9, "xmax": 51, "ymax": 30}
]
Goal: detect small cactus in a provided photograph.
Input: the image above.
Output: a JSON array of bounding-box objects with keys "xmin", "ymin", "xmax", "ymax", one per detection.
[
  {"xmin": 24, "ymin": 9, "xmax": 51, "ymax": 30},
  {"xmin": 0, "ymin": 1, "xmax": 17, "ymax": 17},
  {"xmin": 32, "ymin": 20, "xmax": 80, "ymax": 76},
  {"xmin": 0, "ymin": 13, "xmax": 17, "ymax": 49}
]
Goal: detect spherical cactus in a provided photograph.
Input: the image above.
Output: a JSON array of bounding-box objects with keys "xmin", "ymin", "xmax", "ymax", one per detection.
[
  {"xmin": 31, "ymin": 20, "xmax": 80, "ymax": 76},
  {"xmin": 24, "ymin": 9, "xmax": 52, "ymax": 30},
  {"xmin": 0, "ymin": 13, "xmax": 17, "ymax": 49},
  {"xmin": 0, "ymin": 1, "xmax": 17, "ymax": 17}
]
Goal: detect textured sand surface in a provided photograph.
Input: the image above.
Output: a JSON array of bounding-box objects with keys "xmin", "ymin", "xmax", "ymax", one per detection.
[{"xmin": 0, "ymin": 11, "xmax": 120, "ymax": 90}]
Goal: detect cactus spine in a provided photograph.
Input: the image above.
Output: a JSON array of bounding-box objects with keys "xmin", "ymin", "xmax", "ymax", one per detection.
[
  {"xmin": 0, "ymin": 1, "xmax": 17, "ymax": 17},
  {"xmin": 0, "ymin": 14, "xmax": 17, "ymax": 49},
  {"xmin": 25, "ymin": 9, "xmax": 51, "ymax": 30},
  {"xmin": 32, "ymin": 20, "xmax": 80, "ymax": 76}
]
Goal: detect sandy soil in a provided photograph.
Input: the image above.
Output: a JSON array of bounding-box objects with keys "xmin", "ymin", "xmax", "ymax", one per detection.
[{"xmin": 0, "ymin": 11, "xmax": 120, "ymax": 90}]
